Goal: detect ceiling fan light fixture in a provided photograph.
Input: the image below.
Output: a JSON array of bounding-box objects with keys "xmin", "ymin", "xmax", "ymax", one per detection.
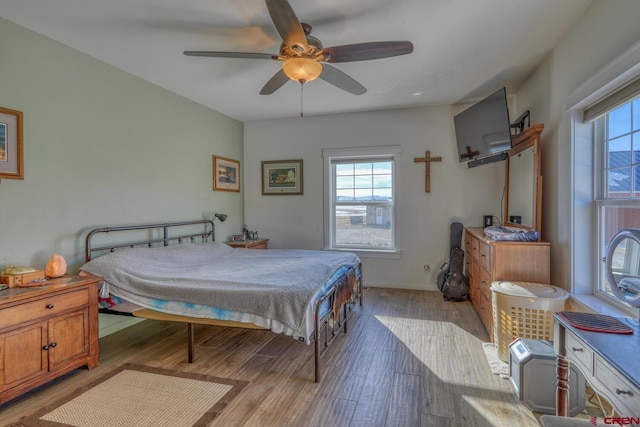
[{"xmin": 282, "ymin": 57, "xmax": 323, "ymax": 83}]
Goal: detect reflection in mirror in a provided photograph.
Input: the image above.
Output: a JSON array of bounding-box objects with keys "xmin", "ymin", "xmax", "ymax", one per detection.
[
  {"xmin": 504, "ymin": 124, "xmax": 543, "ymax": 234},
  {"xmin": 507, "ymin": 147, "xmax": 535, "ymax": 227},
  {"xmin": 606, "ymin": 228, "xmax": 640, "ymax": 308}
]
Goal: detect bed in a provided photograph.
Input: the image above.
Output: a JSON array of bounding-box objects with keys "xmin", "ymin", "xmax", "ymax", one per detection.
[{"xmin": 80, "ymin": 219, "xmax": 362, "ymax": 382}]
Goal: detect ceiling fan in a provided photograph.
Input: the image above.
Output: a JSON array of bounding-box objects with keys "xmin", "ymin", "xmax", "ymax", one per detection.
[{"xmin": 183, "ymin": 0, "xmax": 414, "ymax": 96}]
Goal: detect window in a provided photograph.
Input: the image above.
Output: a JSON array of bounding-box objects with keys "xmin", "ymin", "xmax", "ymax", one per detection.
[
  {"xmin": 569, "ymin": 42, "xmax": 640, "ymax": 316},
  {"xmin": 594, "ymin": 96, "xmax": 640, "ymax": 309},
  {"xmin": 322, "ymin": 146, "xmax": 400, "ymax": 254}
]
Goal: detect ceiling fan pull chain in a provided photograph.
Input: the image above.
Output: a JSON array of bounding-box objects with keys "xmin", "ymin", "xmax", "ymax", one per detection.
[{"xmin": 300, "ymin": 82, "xmax": 304, "ymax": 118}]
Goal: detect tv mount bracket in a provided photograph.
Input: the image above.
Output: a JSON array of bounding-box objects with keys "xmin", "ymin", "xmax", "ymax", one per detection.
[{"xmin": 510, "ymin": 110, "xmax": 530, "ymax": 135}]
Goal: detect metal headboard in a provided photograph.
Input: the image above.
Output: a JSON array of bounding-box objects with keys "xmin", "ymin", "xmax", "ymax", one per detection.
[{"xmin": 85, "ymin": 219, "xmax": 215, "ymax": 262}]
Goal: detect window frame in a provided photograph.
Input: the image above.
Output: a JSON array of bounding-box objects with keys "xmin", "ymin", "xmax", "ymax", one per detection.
[
  {"xmin": 322, "ymin": 146, "xmax": 401, "ymax": 258},
  {"xmin": 593, "ymin": 102, "xmax": 640, "ymax": 315},
  {"xmin": 568, "ymin": 40, "xmax": 640, "ymax": 317}
]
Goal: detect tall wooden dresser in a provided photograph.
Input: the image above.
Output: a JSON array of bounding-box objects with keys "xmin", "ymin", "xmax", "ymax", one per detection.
[
  {"xmin": 0, "ymin": 275, "xmax": 100, "ymax": 404},
  {"xmin": 464, "ymin": 227, "xmax": 550, "ymax": 337}
]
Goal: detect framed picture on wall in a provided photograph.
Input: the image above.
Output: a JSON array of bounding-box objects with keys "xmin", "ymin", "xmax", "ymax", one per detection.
[
  {"xmin": 0, "ymin": 106, "xmax": 24, "ymax": 180},
  {"xmin": 261, "ymin": 159, "xmax": 303, "ymax": 195},
  {"xmin": 213, "ymin": 155, "xmax": 240, "ymax": 192}
]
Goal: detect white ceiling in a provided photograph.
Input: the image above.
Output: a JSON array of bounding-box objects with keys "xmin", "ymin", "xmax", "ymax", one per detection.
[{"xmin": 0, "ymin": 0, "xmax": 593, "ymax": 122}]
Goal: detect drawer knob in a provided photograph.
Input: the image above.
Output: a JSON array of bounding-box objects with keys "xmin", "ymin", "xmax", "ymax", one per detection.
[
  {"xmin": 46, "ymin": 304, "xmax": 54, "ymax": 309},
  {"xmin": 50, "ymin": 342, "xmax": 57, "ymax": 348},
  {"xmin": 571, "ymin": 347, "xmax": 584, "ymax": 352},
  {"xmin": 481, "ymin": 254, "xmax": 486, "ymax": 258},
  {"xmin": 616, "ymin": 388, "xmax": 633, "ymax": 396},
  {"xmin": 43, "ymin": 345, "xmax": 49, "ymax": 350}
]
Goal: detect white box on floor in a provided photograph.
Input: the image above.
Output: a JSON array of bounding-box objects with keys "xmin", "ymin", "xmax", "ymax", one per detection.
[{"xmin": 509, "ymin": 338, "xmax": 585, "ymax": 416}]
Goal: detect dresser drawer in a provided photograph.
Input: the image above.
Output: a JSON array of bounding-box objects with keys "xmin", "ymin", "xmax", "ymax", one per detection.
[
  {"xmin": 0, "ymin": 288, "xmax": 90, "ymax": 330},
  {"xmin": 566, "ymin": 331, "xmax": 594, "ymax": 375},
  {"xmin": 478, "ymin": 241, "xmax": 491, "ymax": 271},
  {"xmin": 477, "ymin": 266, "xmax": 491, "ymax": 291},
  {"xmin": 595, "ymin": 355, "xmax": 640, "ymax": 415},
  {"xmin": 465, "ymin": 234, "xmax": 474, "ymax": 257}
]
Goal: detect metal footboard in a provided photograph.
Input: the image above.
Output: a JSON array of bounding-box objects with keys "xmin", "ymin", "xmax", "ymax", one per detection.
[{"xmin": 313, "ymin": 263, "xmax": 363, "ymax": 382}]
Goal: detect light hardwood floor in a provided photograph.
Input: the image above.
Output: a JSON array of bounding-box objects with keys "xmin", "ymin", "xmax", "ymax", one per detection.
[{"xmin": 1, "ymin": 288, "xmax": 543, "ymax": 426}]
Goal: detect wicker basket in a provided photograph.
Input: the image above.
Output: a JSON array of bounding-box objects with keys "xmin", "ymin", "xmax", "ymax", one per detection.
[{"xmin": 491, "ymin": 281, "xmax": 568, "ymax": 362}]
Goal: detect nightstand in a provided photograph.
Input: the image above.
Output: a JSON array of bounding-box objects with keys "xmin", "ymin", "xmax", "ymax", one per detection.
[
  {"xmin": 226, "ymin": 238, "xmax": 269, "ymax": 249},
  {"xmin": 0, "ymin": 275, "xmax": 100, "ymax": 404}
]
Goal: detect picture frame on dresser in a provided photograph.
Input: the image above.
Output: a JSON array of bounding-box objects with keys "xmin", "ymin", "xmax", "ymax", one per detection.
[
  {"xmin": 261, "ymin": 159, "xmax": 303, "ymax": 195},
  {"xmin": 0, "ymin": 106, "xmax": 24, "ymax": 180},
  {"xmin": 213, "ymin": 155, "xmax": 240, "ymax": 192}
]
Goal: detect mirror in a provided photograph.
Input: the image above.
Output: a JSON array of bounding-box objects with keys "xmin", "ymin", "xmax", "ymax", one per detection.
[
  {"xmin": 605, "ymin": 229, "xmax": 640, "ymax": 308},
  {"xmin": 504, "ymin": 124, "xmax": 543, "ymax": 233}
]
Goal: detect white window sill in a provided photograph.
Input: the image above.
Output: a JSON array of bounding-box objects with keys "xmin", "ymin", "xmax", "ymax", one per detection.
[
  {"xmin": 569, "ymin": 294, "xmax": 638, "ymax": 319},
  {"xmin": 323, "ymin": 248, "xmax": 402, "ymax": 259}
]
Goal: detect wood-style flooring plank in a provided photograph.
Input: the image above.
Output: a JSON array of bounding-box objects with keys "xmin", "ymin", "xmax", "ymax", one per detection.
[
  {"xmin": 385, "ymin": 372, "xmax": 421, "ymax": 427},
  {"xmin": 349, "ymin": 349, "xmax": 396, "ymax": 427}
]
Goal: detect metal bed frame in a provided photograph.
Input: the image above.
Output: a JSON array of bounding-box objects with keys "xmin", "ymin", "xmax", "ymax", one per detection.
[{"xmin": 85, "ymin": 219, "xmax": 362, "ymax": 382}]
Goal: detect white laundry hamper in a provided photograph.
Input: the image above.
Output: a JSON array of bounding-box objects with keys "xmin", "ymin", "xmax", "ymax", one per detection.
[{"xmin": 491, "ymin": 281, "xmax": 569, "ymax": 362}]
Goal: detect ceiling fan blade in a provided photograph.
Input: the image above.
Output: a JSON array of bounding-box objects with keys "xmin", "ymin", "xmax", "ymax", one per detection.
[
  {"xmin": 184, "ymin": 51, "xmax": 277, "ymax": 60},
  {"xmin": 260, "ymin": 69, "xmax": 290, "ymax": 95},
  {"xmin": 265, "ymin": 0, "xmax": 307, "ymax": 49},
  {"xmin": 321, "ymin": 41, "xmax": 414, "ymax": 63},
  {"xmin": 319, "ymin": 64, "xmax": 366, "ymax": 95}
]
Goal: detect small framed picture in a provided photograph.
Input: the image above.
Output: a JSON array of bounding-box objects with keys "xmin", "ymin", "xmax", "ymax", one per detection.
[
  {"xmin": 213, "ymin": 155, "xmax": 240, "ymax": 192},
  {"xmin": 0, "ymin": 106, "xmax": 24, "ymax": 180},
  {"xmin": 261, "ymin": 159, "xmax": 303, "ymax": 195}
]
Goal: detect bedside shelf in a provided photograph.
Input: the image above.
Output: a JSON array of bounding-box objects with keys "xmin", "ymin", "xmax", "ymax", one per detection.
[{"xmin": 225, "ymin": 238, "xmax": 269, "ymax": 249}]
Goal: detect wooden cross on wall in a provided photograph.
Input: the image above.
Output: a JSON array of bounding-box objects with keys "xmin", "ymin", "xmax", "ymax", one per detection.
[{"xmin": 414, "ymin": 151, "xmax": 442, "ymax": 193}]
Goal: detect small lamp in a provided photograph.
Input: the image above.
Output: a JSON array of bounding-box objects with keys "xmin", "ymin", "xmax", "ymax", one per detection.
[
  {"xmin": 46, "ymin": 254, "xmax": 67, "ymax": 278},
  {"xmin": 282, "ymin": 57, "xmax": 323, "ymax": 83},
  {"xmin": 214, "ymin": 213, "xmax": 228, "ymax": 222}
]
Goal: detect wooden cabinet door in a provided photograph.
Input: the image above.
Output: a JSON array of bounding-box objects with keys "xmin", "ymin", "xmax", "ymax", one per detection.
[
  {"xmin": 0, "ymin": 322, "xmax": 48, "ymax": 392},
  {"xmin": 48, "ymin": 309, "xmax": 90, "ymax": 371}
]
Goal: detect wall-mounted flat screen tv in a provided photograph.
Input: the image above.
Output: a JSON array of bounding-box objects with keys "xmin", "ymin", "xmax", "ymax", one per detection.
[{"xmin": 454, "ymin": 87, "xmax": 512, "ymax": 167}]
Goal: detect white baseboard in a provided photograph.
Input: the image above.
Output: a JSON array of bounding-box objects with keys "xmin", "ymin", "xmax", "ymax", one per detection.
[{"xmin": 363, "ymin": 282, "xmax": 439, "ymax": 292}]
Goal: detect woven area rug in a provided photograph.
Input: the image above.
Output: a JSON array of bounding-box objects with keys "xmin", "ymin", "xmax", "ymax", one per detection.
[
  {"xmin": 12, "ymin": 364, "xmax": 248, "ymax": 427},
  {"xmin": 482, "ymin": 342, "xmax": 510, "ymax": 379}
]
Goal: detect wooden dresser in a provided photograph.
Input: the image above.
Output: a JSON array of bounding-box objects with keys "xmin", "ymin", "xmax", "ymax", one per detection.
[
  {"xmin": 226, "ymin": 238, "xmax": 269, "ymax": 249},
  {"xmin": 0, "ymin": 275, "xmax": 100, "ymax": 404},
  {"xmin": 464, "ymin": 227, "xmax": 550, "ymax": 337}
]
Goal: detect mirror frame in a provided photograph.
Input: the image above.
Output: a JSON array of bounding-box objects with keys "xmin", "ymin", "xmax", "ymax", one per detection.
[
  {"xmin": 605, "ymin": 228, "xmax": 640, "ymax": 308},
  {"xmin": 504, "ymin": 123, "xmax": 543, "ymax": 234}
]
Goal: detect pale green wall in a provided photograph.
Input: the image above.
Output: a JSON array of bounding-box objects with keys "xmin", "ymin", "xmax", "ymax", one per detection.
[
  {"xmin": 514, "ymin": 0, "xmax": 640, "ymax": 290},
  {"xmin": 0, "ymin": 17, "xmax": 244, "ymax": 272}
]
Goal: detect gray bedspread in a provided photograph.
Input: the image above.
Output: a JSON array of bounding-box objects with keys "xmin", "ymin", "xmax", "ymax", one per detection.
[{"xmin": 80, "ymin": 242, "xmax": 360, "ymax": 331}]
